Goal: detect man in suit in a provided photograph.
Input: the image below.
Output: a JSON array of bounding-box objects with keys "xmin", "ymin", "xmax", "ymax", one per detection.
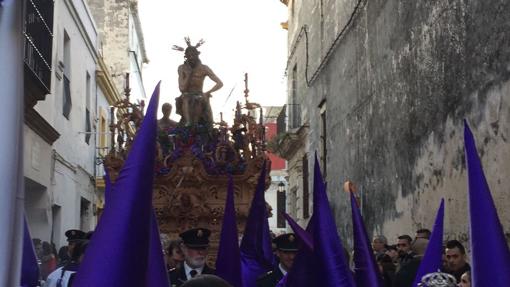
[
  {"xmin": 256, "ymin": 233, "xmax": 299, "ymax": 287},
  {"xmin": 169, "ymin": 228, "xmax": 215, "ymax": 287},
  {"xmin": 443, "ymin": 240, "xmax": 470, "ymax": 283}
]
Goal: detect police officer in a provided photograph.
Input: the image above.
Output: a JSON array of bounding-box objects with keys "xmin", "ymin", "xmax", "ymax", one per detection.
[
  {"xmin": 57, "ymin": 229, "xmax": 86, "ymax": 267},
  {"xmin": 44, "ymin": 239, "xmax": 89, "ymax": 287},
  {"xmin": 169, "ymin": 228, "xmax": 215, "ymax": 287},
  {"xmin": 256, "ymin": 233, "xmax": 299, "ymax": 287}
]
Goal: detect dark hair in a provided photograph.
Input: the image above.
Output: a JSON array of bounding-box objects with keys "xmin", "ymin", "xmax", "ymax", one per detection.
[
  {"xmin": 445, "ymin": 240, "xmax": 466, "ymax": 254},
  {"xmin": 397, "ymin": 235, "xmax": 413, "ymax": 244},
  {"xmin": 181, "ymin": 274, "xmax": 233, "ymax": 287},
  {"xmin": 71, "ymin": 240, "xmax": 89, "ymax": 261},
  {"xmin": 376, "ymin": 253, "xmax": 393, "ymax": 264},
  {"xmin": 386, "ymin": 244, "xmax": 398, "ymax": 251},
  {"xmin": 376, "ymin": 254, "xmax": 396, "ymax": 275},
  {"xmin": 416, "ymin": 228, "xmax": 432, "ymax": 239},
  {"xmin": 58, "ymin": 246, "xmax": 69, "ymax": 262},
  {"xmin": 167, "ymin": 239, "xmax": 183, "ymax": 255}
]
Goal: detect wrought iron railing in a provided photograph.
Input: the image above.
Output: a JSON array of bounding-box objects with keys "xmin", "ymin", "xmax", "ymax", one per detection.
[{"xmin": 23, "ymin": 0, "xmax": 54, "ymax": 93}]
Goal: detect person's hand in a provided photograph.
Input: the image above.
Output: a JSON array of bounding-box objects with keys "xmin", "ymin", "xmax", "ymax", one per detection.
[{"xmin": 204, "ymin": 92, "xmax": 212, "ymax": 98}]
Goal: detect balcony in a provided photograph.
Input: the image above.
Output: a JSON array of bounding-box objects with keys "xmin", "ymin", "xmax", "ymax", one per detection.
[
  {"xmin": 268, "ymin": 104, "xmax": 308, "ymax": 160},
  {"xmin": 23, "ymin": 0, "xmax": 59, "ymax": 145},
  {"xmin": 24, "ymin": 0, "xmax": 53, "ymax": 108}
]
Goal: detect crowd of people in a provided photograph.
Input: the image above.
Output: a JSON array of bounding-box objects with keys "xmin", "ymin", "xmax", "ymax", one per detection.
[
  {"xmin": 372, "ymin": 229, "xmax": 470, "ymax": 287},
  {"xmin": 32, "ymin": 230, "xmax": 91, "ymax": 287},
  {"xmin": 30, "ymin": 225, "xmax": 472, "ymax": 287},
  {"xmin": 162, "ymin": 227, "xmax": 472, "ymax": 287}
]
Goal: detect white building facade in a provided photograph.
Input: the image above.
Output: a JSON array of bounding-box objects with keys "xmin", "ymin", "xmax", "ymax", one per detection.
[{"xmin": 24, "ymin": 0, "xmax": 113, "ymax": 249}]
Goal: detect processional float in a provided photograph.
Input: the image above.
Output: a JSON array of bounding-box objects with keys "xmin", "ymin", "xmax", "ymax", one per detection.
[{"xmin": 104, "ymin": 61, "xmax": 271, "ymax": 265}]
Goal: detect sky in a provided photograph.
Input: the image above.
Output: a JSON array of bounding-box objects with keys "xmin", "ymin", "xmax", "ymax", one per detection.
[{"xmin": 138, "ymin": 0, "xmax": 289, "ymax": 123}]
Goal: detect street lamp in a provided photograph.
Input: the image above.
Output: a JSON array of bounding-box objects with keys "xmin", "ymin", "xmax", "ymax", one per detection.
[{"xmin": 277, "ymin": 182, "xmax": 285, "ymax": 193}]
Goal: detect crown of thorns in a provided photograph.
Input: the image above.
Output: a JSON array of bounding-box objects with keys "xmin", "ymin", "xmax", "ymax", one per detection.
[
  {"xmin": 172, "ymin": 37, "xmax": 205, "ymax": 52},
  {"xmin": 417, "ymin": 272, "xmax": 457, "ymax": 287}
]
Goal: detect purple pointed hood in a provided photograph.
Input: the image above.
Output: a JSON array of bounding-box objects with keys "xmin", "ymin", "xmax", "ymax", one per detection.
[
  {"xmin": 240, "ymin": 162, "xmax": 274, "ymax": 287},
  {"xmin": 464, "ymin": 121, "xmax": 510, "ymax": 286},
  {"xmin": 73, "ymin": 83, "xmax": 161, "ymax": 286},
  {"xmin": 351, "ymin": 191, "xmax": 382, "ymax": 287},
  {"xmin": 411, "ymin": 199, "xmax": 444, "ymax": 286},
  {"xmin": 216, "ymin": 175, "xmax": 243, "ymax": 287}
]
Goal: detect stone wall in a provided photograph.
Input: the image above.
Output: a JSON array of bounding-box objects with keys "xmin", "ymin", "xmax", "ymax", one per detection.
[{"xmin": 288, "ymin": 0, "xmax": 510, "ymax": 248}]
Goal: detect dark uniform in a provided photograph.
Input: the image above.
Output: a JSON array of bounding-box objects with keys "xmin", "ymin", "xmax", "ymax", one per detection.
[
  {"xmin": 169, "ymin": 264, "xmax": 216, "ymax": 287},
  {"xmin": 169, "ymin": 228, "xmax": 216, "ymax": 287},
  {"xmin": 442, "ymin": 263, "xmax": 470, "ymax": 284},
  {"xmin": 256, "ymin": 233, "xmax": 299, "ymax": 287},
  {"xmin": 256, "ymin": 267, "xmax": 284, "ymax": 287}
]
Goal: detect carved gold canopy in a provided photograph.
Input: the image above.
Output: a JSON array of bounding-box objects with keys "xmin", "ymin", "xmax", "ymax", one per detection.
[{"xmin": 103, "ymin": 73, "xmax": 271, "ymax": 265}]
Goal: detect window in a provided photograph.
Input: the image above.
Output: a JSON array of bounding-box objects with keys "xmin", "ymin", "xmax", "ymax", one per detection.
[
  {"xmin": 99, "ymin": 109, "xmax": 108, "ymax": 156},
  {"xmin": 62, "ymin": 31, "xmax": 72, "ymax": 119},
  {"xmin": 80, "ymin": 197, "xmax": 90, "ymax": 231},
  {"xmin": 319, "ymin": 101, "xmax": 327, "ymax": 178},
  {"xmin": 276, "ymin": 105, "xmax": 286, "ymax": 136},
  {"xmin": 277, "ymin": 182, "xmax": 286, "ymax": 228},
  {"xmin": 85, "ymin": 72, "xmax": 91, "ymax": 144},
  {"xmin": 289, "ymin": 64, "xmax": 301, "ymax": 129},
  {"xmin": 51, "ymin": 205, "xmax": 61, "ymax": 245},
  {"xmin": 302, "ymin": 154, "xmax": 309, "ymax": 218}
]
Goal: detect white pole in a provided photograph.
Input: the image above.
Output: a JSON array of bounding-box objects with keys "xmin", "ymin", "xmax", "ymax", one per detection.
[{"xmin": 0, "ymin": 0, "xmax": 25, "ymax": 285}]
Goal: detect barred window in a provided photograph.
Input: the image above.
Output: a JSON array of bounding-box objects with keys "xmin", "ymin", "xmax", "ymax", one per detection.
[
  {"xmin": 277, "ymin": 182, "xmax": 286, "ymax": 228},
  {"xmin": 63, "ymin": 31, "xmax": 71, "ymax": 119},
  {"xmin": 85, "ymin": 72, "xmax": 91, "ymax": 144},
  {"xmin": 63, "ymin": 75, "xmax": 72, "ymax": 118}
]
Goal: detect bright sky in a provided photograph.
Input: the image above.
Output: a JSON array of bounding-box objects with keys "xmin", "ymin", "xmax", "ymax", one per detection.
[{"xmin": 139, "ymin": 0, "xmax": 289, "ymax": 123}]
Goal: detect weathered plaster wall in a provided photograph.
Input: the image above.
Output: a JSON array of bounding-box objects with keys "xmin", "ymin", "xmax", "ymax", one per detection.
[
  {"xmin": 289, "ymin": 0, "xmax": 510, "ymax": 247},
  {"xmin": 87, "ymin": 0, "xmax": 130, "ymax": 92}
]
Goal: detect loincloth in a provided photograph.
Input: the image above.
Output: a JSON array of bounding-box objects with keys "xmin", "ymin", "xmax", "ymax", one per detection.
[{"xmin": 175, "ymin": 92, "xmax": 206, "ymax": 115}]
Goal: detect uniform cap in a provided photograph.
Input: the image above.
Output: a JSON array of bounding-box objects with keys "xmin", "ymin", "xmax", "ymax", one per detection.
[
  {"xmin": 180, "ymin": 228, "xmax": 211, "ymax": 249},
  {"xmin": 65, "ymin": 229, "xmax": 86, "ymax": 242},
  {"xmin": 273, "ymin": 233, "xmax": 299, "ymax": 252}
]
